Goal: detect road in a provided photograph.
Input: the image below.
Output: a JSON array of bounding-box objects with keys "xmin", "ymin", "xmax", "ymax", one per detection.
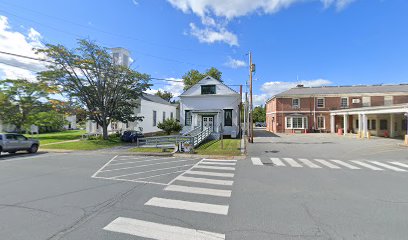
[{"xmin": 0, "ymin": 130, "xmax": 407, "ymax": 239}]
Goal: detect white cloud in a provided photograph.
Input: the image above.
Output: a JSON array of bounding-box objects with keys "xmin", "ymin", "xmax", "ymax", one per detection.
[
  {"xmin": 132, "ymin": 0, "xmax": 139, "ymax": 5},
  {"xmin": 224, "ymin": 56, "xmax": 246, "ymax": 69},
  {"xmin": 0, "ymin": 15, "xmax": 47, "ymax": 80},
  {"xmin": 189, "ymin": 23, "xmax": 238, "ymax": 46},
  {"xmin": 146, "ymin": 78, "xmax": 185, "ymax": 100},
  {"xmin": 168, "ymin": 0, "xmax": 356, "ymax": 45},
  {"xmin": 251, "ymin": 78, "xmax": 332, "ymax": 106}
]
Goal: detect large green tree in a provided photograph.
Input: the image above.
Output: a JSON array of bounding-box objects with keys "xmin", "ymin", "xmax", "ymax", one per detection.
[
  {"xmin": 252, "ymin": 105, "xmax": 266, "ymax": 123},
  {"xmin": 182, "ymin": 67, "xmax": 222, "ymax": 90},
  {"xmin": 155, "ymin": 90, "xmax": 173, "ymax": 102},
  {"xmin": 38, "ymin": 39, "xmax": 151, "ymax": 139},
  {"xmin": 0, "ymin": 79, "xmax": 55, "ymax": 132}
]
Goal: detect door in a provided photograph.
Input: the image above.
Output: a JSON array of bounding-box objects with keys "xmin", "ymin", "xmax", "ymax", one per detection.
[
  {"xmin": 203, "ymin": 117, "xmax": 214, "ymax": 132},
  {"xmin": 16, "ymin": 134, "xmax": 31, "ymax": 149},
  {"xmin": 4, "ymin": 134, "xmax": 18, "ymax": 151}
]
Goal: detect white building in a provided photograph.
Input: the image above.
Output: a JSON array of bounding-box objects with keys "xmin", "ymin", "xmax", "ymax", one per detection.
[
  {"xmin": 86, "ymin": 93, "xmax": 177, "ymax": 135},
  {"xmin": 63, "ymin": 115, "xmax": 77, "ymax": 130},
  {"xmin": 179, "ymin": 76, "xmax": 241, "ymax": 139}
]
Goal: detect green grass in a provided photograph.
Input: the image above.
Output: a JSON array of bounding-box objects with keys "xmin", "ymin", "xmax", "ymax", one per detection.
[
  {"xmin": 41, "ymin": 137, "xmax": 122, "ymax": 150},
  {"xmin": 195, "ymin": 139, "xmax": 241, "ymax": 156},
  {"xmin": 129, "ymin": 147, "xmax": 170, "ymax": 153},
  {"xmin": 26, "ymin": 130, "xmax": 86, "ymax": 144}
]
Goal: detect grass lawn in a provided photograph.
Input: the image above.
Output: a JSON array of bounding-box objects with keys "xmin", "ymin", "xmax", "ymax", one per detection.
[
  {"xmin": 26, "ymin": 130, "xmax": 86, "ymax": 145},
  {"xmin": 129, "ymin": 147, "xmax": 169, "ymax": 153},
  {"xmin": 195, "ymin": 139, "xmax": 241, "ymax": 156},
  {"xmin": 41, "ymin": 138, "xmax": 122, "ymax": 150}
]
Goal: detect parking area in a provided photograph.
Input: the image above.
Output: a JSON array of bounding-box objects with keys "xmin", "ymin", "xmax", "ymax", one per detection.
[{"xmin": 92, "ymin": 155, "xmax": 202, "ymax": 185}]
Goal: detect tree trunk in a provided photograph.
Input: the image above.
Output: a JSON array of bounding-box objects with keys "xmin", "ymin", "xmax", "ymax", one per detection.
[{"xmin": 102, "ymin": 120, "xmax": 109, "ymax": 140}]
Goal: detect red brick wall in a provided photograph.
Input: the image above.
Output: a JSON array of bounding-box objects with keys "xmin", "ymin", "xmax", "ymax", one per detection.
[
  {"xmin": 371, "ymin": 96, "xmax": 384, "ymax": 106},
  {"xmin": 394, "ymin": 96, "xmax": 408, "ymax": 104}
]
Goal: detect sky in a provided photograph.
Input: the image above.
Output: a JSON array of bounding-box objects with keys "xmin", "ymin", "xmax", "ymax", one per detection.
[{"xmin": 0, "ymin": 0, "xmax": 407, "ymax": 106}]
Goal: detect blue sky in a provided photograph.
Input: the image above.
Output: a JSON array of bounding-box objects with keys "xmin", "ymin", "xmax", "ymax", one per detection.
[{"xmin": 0, "ymin": 0, "xmax": 407, "ymax": 105}]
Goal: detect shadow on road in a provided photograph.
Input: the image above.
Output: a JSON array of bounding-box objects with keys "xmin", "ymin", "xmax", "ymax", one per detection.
[
  {"xmin": 253, "ymin": 128, "xmax": 280, "ymax": 138},
  {"xmin": 0, "ymin": 152, "xmax": 49, "ymax": 161}
]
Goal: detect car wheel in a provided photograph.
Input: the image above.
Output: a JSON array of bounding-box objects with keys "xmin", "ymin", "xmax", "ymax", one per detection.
[{"xmin": 28, "ymin": 144, "xmax": 39, "ymax": 153}]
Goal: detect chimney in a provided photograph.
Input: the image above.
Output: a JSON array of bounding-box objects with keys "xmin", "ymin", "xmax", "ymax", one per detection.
[{"xmin": 296, "ymin": 84, "xmax": 304, "ymax": 88}]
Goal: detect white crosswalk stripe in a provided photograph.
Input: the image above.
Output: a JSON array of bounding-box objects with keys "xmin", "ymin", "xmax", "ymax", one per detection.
[
  {"xmin": 200, "ymin": 161, "xmax": 236, "ymax": 166},
  {"xmin": 104, "ymin": 217, "xmax": 225, "ymax": 240},
  {"xmin": 251, "ymin": 157, "xmax": 263, "ymax": 165},
  {"xmin": 351, "ymin": 161, "xmax": 384, "ymax": 171},
  {"xmin": 297, "ymin": 158, "xmax": 321, "ymax": 168},
  {"xmin": 270, "ymin": 158, "xmax": 285, "ymax": 166},
  {"xmin": 282, "ymin": 158, "xmax": 302, "ymax": 167},
  {"xmin": 314, "ymin": 159, "xmax": 341, "ymax": 169},
  {"xmin": 176, "ymin": 176, "xmax": 234, "ymax": 186},
  {"xmin": 194, "ymin": 165, "xmax": 236, "ymax": 171},
  {"xmin": 369, "ymin": 161, "xmax": 407, "ymax": 172},
  {"xmin": 330, "ymin": 160, "xmax": 361, "ymax": 170},
  {"xmin": 186, "ymin": 170, "xmax": 234, "ymax": 178},
  {"xmin": 145, "ymin": 197, "xmax": 229, "ymax": 215},
  {"xmin": 389, "ymin": 162, "xmax": 408, "ymax": 169},
  {"xmin": 165, "ymin": 185, "xmax": 232, "ymax": 197}
]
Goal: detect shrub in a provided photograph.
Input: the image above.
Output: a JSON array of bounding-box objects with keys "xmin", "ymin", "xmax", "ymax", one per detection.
[{"xmin": 157, "ymin": 119, "xmax": 182, "ymax": 135}]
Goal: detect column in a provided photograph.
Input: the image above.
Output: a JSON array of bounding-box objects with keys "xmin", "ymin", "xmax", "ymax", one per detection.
[
  {"xmin": 390, "ymin": 114, "xmax": 395, "ymax": 138},
  {"xmin": 343, "ymin": 114, "xmax": 348, "ymax": 135},
  {"xmin": 362, "ymin": 114, "xmax": 368, "ymax": 138},
  {"xmin": 330, "ymin": 114, "xmax": 335, "ymax": 133},
  {"xmin": 358, "ymin": 114, "xmax": 363, "ymax": 138}
]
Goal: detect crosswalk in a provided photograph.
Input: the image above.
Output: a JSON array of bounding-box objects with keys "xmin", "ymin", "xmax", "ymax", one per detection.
[
  {"xmin": 251, "ymin": 157, "xmax": 408, "ymax": 173},
  {"xmin": 103, "ymin": 158, "xmax": 237, "ymax": 239}
]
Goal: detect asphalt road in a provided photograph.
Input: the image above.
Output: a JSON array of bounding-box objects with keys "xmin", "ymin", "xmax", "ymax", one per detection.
[{"xmin": 0, "ymin": 130, "xmax": 407, "ymax": 240}]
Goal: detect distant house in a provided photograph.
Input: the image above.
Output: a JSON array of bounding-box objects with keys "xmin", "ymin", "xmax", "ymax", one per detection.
[
  {"xmin": 0, "ymin": 120, "xmax": 15, "ymax": 133},
  {"xmin": 86, "ymin": 93, "xmax": 177, "ymax": 135},
  {"xmin": 63, "ymin": 115, "xmax": 77, "ymax": 130},
  {"xmin": 179, "ymin": 76, "xmax": 241, "ymax": 139}
]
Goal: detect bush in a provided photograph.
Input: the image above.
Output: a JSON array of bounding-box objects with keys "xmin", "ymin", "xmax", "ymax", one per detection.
[{"xmin": 157, "ymin": 119, "xmax": 182, "ymax": 135}]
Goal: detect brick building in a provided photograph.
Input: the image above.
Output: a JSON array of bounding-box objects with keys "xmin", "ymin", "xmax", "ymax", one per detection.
[{"xmin": 265, "ymin": 84, "xmax": 408, "ymax": 138}]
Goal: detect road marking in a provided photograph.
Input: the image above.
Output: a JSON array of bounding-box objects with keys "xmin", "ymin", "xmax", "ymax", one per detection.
[
  {"xmin": 176, "ymin": 176, "xmax": 233, "ymax": 186},
  {"xmin": 369, "ymin": 161, "xmax": 407, "ymax": 172},
  {"xmin": 270, "ymin": 158, "xmax": 285, "ymax": 166},
  {"xmin": 100, "ymin": 159, "xmax": 195, "ymax": 172},
  {"xmin": 103, "ymin": 217, "xmax": 225, "ymax": 240},
  {"xmin": 389, "ymin": 162, "xmax": 408, "ymax": 169},
  {"xmin": 165, "ymin": 185, "xmax": 232, "ymax": 197},
  {"xmin": 251, "ymin": 157, "xmax": 263, "ymax": 165},
  {"xmin": 0, "ymin": 153, "xmax": 68, "ymax": 163},
  {"xmin": 351, "ymin": 161, "xmax": 384, "ymax": 171},
  {"xmin": 186, "ymin": 170, "xmax": 234, "ymax": 178},
  {"xmin": 145, "ymin": 197, "xmax": 229, "ymax": 215},
  {"xmin": 203, "ymin": 159, "xmax": 236, "ymax": 162},
  {"xmin": 91, "ymin": 155, "xmax": 118, "ymax": 178},
  {"xmin": 200, "ymin": 161, "xmax": 236, "ymax": 166},
  {"xmin": 282, "ymin": 158, "xmax": 302, "ymax": 168},
  {"xmin": 129, "ymin": 170, "xmax": 186, "ymax": 181},
  {"xmin": 330, "ymin": 160, "xmax": 360, "ymax": 170},
  {"xmin": 297, "ymin": 158, "xmax": 322, "ymax": 168},
  {"xmin": 314, "ymin": 159, "xmax": 341, "ymax": 169},
  {"xmin": 108, "ymin": 164, "xmax": 195, "ymax": 179},
  {"xmin": 194, "ymin": 165, "xmax": 235, "ymax": 171},
  {"xmin": 109, "ymin": 157, "xmax": 183, "ymax": 165}
]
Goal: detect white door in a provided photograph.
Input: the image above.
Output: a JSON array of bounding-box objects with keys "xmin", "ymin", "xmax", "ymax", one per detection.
[{"xmin": 203, "ymin": 117, "xmax": 214, "ymax": 131}]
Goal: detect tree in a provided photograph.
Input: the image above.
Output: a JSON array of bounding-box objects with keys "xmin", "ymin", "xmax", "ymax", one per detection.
[
  {"xmin": 252, "ymin": 105, "xmax": 266, "ymax": 123},
  {"xmin": 38, "ymin": 39, "xmax": 151, "ymax": 139},
  {"xmin": 157, "ymin": 119, "xmax": 182, "ymax": 135},
  {"xmin": 27, "ymin": 111, "xmax": 67, "ymax": 132},
  {"xmin": 182, "ymin": 67, "xmax": 222, "ymax": 90},
  {"xmin": 155, "ymin": 90, "xmax": 173, "ymax": 102},
  {"xmin": 0, "ymin": 79, "xmax": 56, "ymax": 132}
]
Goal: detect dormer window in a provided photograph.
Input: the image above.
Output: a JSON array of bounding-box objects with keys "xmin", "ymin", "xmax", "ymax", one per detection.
[{"xmin": 201, "ymin": 85, "xmax": 216, "ymax": 95}]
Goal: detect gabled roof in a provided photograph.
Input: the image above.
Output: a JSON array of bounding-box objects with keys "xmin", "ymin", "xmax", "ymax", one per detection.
[
  {"xmin": 180, "ymin": 76, "xmax": 239, "ymax": 96},
  {"xmin": 141, "ymin": 93, "xmax": 173, "ymax": 106},
  {"xmin": 274, "ymin": 84, "xmax": 408, "ymax": 97}
]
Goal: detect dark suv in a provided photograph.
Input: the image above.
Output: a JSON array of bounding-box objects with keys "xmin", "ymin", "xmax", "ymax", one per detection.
[{"xmin": 120, "ymin": 131, "xmax": 144, "ymax": 143}]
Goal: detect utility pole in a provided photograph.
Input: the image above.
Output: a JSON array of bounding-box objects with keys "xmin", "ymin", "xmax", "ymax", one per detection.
[{"xmin": 249, "ymin": 51, "xmax": 254, "ymax": 143}]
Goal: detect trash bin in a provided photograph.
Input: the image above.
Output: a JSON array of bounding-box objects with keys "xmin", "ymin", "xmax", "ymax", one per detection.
[
  {"xmin": 231, "ymin": 131, "xmax": 237, "ymax": 139},
  {"xmin": 337, "ymin": 128, "xmax": 343, "ymax": 135}
]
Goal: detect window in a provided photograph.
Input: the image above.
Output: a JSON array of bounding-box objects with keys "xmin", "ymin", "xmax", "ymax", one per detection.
[
  {"xmin": 163, "ymin": 112, "xmax": 166, "ymax": 122},
  {"xmin": 403, "ymin": 119, "xmax": 407, "ymax": 131},
  {"xmin": 6, "ymin": 134, "xmax": 16, "ymax": 140},
  {"xmin": 380, "ymin": 119, "xmax": 387, "ymax": 130},
  {"xmin": 185, "ymin": 110, "xmax": 192, "ymax": 126},
  {"xmin": 371, "ymin": 120, "xmax": 376, "ymax": 130},
  {"xmin": 286, "ymin": 116, "xmax": 307, "ymax": 129},
  {"xmin": 340, "ymin": 97, "xmax": 349, "ymax": 108},
  {"xmin": 153, "ymin": 111, "xmax": 157, "ymax": 126},
  {"xmin": 0, "ymin": 135, "xmax": 2, "ymax": 140},
  {"xmin": 16, "ymin": 135, "xmax": 27, "ymax": 141},
  {"xmin": 292, "ymin": 98, "xmax": 300, "ymax": 108},
  {"xmin": 317, "ymin": 116, "xmax": 325, "ymax": 129},
  {"xmin": 170, "ymin": 112, "xmax": 174, "ymax": 120},
  {"xmin": 224, "ymin": 109, "xmax": 233, "ymax": 126},
  {"xmin": 201, "ymin": 85, "xmax": 216, "ymax": 94},
  {"xmin": 316, "ymin": 98, "xmax": 325, "ymax": 108}
]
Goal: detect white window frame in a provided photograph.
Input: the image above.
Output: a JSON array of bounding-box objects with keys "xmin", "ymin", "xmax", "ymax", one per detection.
[
  {"xmin": 316, "ymin": 98, "xmax": 325, "ymax": 108},
  {"xmin": 340, "ymin": 97, "xmax": 349, "ymax": 108},
  {"xmin": 285, "ymin": 116, "xmax": 307, "ymax": 129},
  {"xmin": 292, "ymin": 98, "xmax": 300, "ymax": 109},
  {"xmin": 317, "ymin": 116, "xmax": 325, "ymax": 129}
]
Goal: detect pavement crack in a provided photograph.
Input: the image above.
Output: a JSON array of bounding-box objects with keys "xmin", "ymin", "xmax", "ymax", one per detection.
[{"xmin": 0, "ymin": 204, "xmax": 56, "ymax": 215}]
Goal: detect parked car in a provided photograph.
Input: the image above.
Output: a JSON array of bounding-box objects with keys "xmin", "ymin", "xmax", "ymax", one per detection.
[
  {"xmin": 120, "ymin": 130, "xmax": 144, "ymax": 143},
  {"xmin": 0, "ymin": 133, "xmax": 40, "ymax": 154},
  {"xmin": 255, "ymin": 122, "xmax": 266, "ymax": 127}
]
